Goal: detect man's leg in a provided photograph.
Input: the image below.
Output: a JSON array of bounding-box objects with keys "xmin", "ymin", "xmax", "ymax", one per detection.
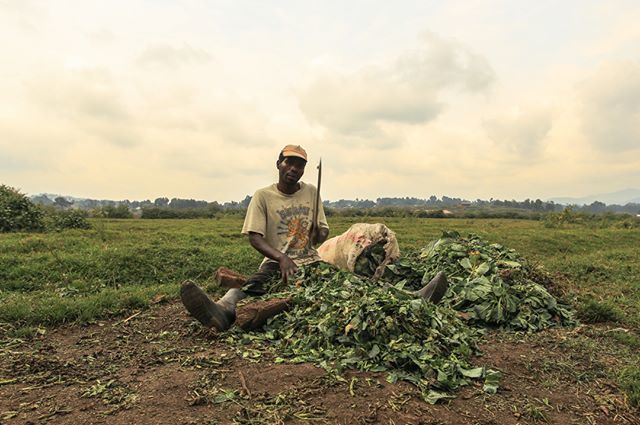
[
  {"xmin": 415, "ymin": 272, "xmax": 449, "ymax": 304},
  {"xmin": 381, "ymin": 271, "xmax": 449, "ymax": 304},
  {"xmin": 242, "ymin": 261, "xmax": 281, "ymax": 296},
  {"xmin": 180, "ymin": 262, "xmax": 281, "ymax": 331}
]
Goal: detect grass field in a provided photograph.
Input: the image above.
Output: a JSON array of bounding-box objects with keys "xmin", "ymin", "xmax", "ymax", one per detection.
[
  {"xmin": 1, "ymin": 217, "xmax": 639, "ymax": 419},
  {"xmin": 1, "ymin": 217, "xmax": 638, "ymax": 329}
]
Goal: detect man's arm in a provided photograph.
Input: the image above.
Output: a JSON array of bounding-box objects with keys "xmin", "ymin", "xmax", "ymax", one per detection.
[{"xmin": 248, "ymin": 232, "xmax": 298, "ymax": 283}]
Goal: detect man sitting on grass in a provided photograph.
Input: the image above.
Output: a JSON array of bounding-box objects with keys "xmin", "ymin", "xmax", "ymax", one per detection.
[{"xmin": 180, "ymin": 145, "xmax": 448, "ymax": 331}]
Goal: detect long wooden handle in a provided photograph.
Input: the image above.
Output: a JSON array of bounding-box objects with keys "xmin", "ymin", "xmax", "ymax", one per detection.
[{"xmin": 311, "ymin": 158, "xmax": 322, "ymax": 244}]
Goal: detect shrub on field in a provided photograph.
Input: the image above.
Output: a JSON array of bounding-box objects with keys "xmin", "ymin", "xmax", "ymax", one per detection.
[
  {"xmin": 614, "ymin": 216, "xmax": 640, "ymax": 229},
  {"xmin": 48, "ymin": 208, "xmax": 91, "ymax": 230},
  {"xmin": 324, "ymin": 207, "xmax": 367, "ymax": 217},
  {"xmin": 414, "ymin": 209, "xmax": 446, "ymax": 218},
  {"xmin": 141, "ymin": 206, "xmax": 219, "ymax": 219},
  {"xmin": 92, "ymin": 204, "xmax": 133, "ymax": 219},
  {"xmin": 140, "ymin": 207, "xmax": 176, "ymax": 219},
  {"xmin": 463, "ymin": 209, "xmax": 540, "ymax": 220},
  {"xmin": 0, "ymin": 184, "xmax": 45, "ymax": 232},
  {"xmin": 544, "ymin": 208, "xmax": 637, "ymax": 229}
]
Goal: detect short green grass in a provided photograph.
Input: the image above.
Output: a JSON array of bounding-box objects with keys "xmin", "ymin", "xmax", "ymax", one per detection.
[
  {"xmin": 0, "ymin": 218, "xmax": 258, "ymax": 326},
  {"xmin": 620, "ymin": 367, "xmax": 640, "ymax": 407},
  {"xmin": 1, "ymin": 217, "xmax": 639, "ymax": 328}
]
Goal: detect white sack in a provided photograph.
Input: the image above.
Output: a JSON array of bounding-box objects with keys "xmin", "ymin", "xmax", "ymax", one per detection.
[{"xmin": 318, "ymin": 223, "xmax": 400, "ymax": 278}]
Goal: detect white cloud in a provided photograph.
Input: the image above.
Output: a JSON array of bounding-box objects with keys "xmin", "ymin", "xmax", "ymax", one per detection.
[
  {"xmin": 136, "ymin": 43, "xmax": 212, "ymax": 68},
  {"xmin": 202, "ymin": 105, "xmax": 274, "ymax": 147},
  {"xmin": 27, "ymin": 68, "xmax": 139, "ymax": 148},
  {"xmin": 578, "ymin": 61, "xmax": 640, "ymax": 152},
  {"xmin": 0, "ymin": 0, "xmax": 43, "ymax": 32},
  {"xmin": 396, "ymin": 32, "xmax": 495, "ymax": 92},
  {"xmin": 298, "ymin": 32, "xmax": 494, "ymax": 148},
  {"xmin": 483, "ymin": 107, "xmax": 552, "ymax": 158}
]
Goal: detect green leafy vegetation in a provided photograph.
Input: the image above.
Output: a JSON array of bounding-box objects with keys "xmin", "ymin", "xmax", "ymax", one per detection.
[
  {"xmin": 384, "ymin": 231, "xmax": 574, "ymax": 331},
  {"xmin": 81, "ymin": 378, "xmax": 139, "ymax": 413},
  {"xmin": 231, "ymin": 263, "xmax": 492, "ymax": 403},
  {"xmin": 229, "ymin": 231, "xmax": 573, "ymax": 403},
  {"xmin": 0, "ymin": 185, "xmax": 45, "ymax": 232}
]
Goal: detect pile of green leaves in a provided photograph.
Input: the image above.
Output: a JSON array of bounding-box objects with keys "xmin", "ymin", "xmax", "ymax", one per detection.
[
  {"xmin": 232, "ymin": 263, "xmax": 499, "ymax": 404},
  {"xmin": 231, "ymin": 231, "xmax": 572, "ymax": 402},
  {"xmin": 383, "ymin": 231, "xmax": 575, "ymax": 331}
]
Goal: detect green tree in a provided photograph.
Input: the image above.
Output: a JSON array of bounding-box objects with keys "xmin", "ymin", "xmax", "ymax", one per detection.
[
  {"xmin": 54, "ymin": 196, "xmax": 74, "ymax": 209},
  {"xmin": 101, "ymin": 204, "xmax": 133, "ymax": 219}
]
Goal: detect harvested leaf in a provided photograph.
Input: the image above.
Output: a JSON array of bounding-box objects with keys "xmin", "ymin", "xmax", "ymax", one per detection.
[{"xmin": 227, "ymin": 231, "xmax": 574, "ymax": 403}]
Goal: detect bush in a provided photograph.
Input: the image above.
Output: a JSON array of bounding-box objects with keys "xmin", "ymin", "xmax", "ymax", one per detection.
[
  {"xmin": 414, "ymin": 209, "xmax": 445, "ymax": 218},
  {"xmin": 48, "ymin": 209, "xmax": 91, "ymax": 230},
  {"xmin": 0, "ymin": 184, "xmax": 45, "ymax": 232},
  {"xmin": 543, "ymin": 208, "xmax": 637, "ymax": 229},
  {"xmin": 141, "ymin": 207, "xmax": 220, "ymax": 219},
  {"xmin": 94, "ymin": 204, "xmax": 133, "ymax": 219}
]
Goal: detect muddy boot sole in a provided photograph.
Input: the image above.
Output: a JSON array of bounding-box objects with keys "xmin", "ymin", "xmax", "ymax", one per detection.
[
  {"xmin": 416, "ymin": 272, "xmax": 449, "ymax": 305},
  {"xmin": 236, "ymin": 298, "xmax": 292, "ymax": 331},
  {"xmin": 180, "ymin": 280, "xmax": 235, "ymax": 331}
]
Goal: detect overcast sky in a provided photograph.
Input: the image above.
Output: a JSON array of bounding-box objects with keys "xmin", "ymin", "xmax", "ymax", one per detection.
[{"xmin": 1, "ymin": 0, "xmax": 639, "ymax": 202}]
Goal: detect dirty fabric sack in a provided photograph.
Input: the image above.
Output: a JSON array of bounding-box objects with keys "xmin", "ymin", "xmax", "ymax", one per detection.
[{"xmin": 317, "ymin": 223, "xmax": 400, "ymax": 278}]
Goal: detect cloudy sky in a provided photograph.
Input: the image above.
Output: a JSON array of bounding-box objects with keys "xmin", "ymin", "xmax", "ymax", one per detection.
[{"xmin": 1, "ymin": 0, "xmax": 639, "ymax": 202}]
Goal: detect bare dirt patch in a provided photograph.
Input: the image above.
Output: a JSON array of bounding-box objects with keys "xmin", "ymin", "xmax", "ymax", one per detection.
[{"xmin": 1, "ymin": 302, "xmax": 638, "ymax": 424}]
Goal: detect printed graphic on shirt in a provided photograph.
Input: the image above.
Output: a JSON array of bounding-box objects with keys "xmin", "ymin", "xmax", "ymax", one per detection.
[{"xmin": 276, "ymin": 205, "xmax": 311, "ymax": 253}]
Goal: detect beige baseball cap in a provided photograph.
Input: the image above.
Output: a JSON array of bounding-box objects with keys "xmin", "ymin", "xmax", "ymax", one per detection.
[{"xmin": 280, "ymin": 144, "xmax": 308, "ymax": 161}]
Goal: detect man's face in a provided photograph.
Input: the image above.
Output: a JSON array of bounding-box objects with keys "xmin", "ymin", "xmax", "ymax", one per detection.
[{"xmin": 277, "ymin": 156, "xmax": 306, "ymax": 185}]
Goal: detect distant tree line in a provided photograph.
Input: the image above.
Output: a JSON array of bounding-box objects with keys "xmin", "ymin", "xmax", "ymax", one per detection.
[
  {"xmin": 29, "ymin": 193, "xmax": 640, "ymax": 219},
  {"xmin": 325, "ymin": 196, "xmax": 562, "ymax": 211},
  {"xmin": 325, "ymin": 196, "xmax": 640, "ymax": 214},
  {"xmin": 29, "ymin": 194, "xmax": 253, "ymax": 219}
]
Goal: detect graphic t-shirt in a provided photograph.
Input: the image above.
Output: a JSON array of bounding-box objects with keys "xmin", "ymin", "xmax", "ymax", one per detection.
[{"xmin": 241, "ymin": 182, "xmax": 329, "ymax": 266}]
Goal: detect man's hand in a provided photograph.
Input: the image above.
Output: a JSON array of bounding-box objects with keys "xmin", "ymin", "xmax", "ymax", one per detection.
[
  {"xmin": 310, "ymin": 224, "xmax": 329, "ymax": 246},
  {"xmin": 278, "ymin": 254, "xmax": 298, "ymax": 284},
  {"xmin": 249, "ymin": 232, "xmax": 298, "ymax": 284}
]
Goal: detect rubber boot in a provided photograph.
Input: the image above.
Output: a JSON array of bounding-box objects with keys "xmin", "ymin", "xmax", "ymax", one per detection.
[
  {"xmin": 216, "ymin": 288, "xmax": 246, "ymax": 329},
  {"xmin": 180, "ymin": 281, "xmax": 245, "ymax": 331},
  {"xmin": 415, "ymin": 272, "xmax": 449, "ymax": 305}
]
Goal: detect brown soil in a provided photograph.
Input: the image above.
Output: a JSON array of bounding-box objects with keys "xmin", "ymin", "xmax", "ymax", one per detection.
[{"xmin": 1, "ymin": 302, "xmax": 638, "ymax": 425}]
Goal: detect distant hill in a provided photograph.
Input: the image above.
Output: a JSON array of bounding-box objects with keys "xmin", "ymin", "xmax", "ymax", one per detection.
[{"xmin": 549, "ymin": 188, "xmax": 640, "ymax": 206}]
